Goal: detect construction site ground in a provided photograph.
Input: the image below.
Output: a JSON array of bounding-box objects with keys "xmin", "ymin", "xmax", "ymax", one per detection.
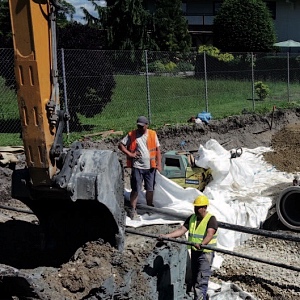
[{"xmin": 1, "ymin": 108, "xmax": 300, "ymax": 299}]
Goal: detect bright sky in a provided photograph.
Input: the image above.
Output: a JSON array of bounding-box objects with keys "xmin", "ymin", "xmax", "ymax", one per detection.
[{"xmin": 68, "ymin": 0, "xmax": 106, "ymax": 23}]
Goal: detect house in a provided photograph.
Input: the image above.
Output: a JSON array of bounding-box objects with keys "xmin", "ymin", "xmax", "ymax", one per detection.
[
  {"xmin": 146, "ymin": 0, "xmax": 300, "ymax": 50},
  {"xmin": 182, "ymin": 0, "xmax": 300, "ymax": 49}
]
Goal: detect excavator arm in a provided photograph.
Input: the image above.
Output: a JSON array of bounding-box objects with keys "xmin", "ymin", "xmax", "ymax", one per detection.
[
  {"xmin": 9, "ymin": 0, "xmax": 61, "ymax": 186},
  {"xmin": 8, "ymin": 0, "xmax": 125, "ymax": 257}
]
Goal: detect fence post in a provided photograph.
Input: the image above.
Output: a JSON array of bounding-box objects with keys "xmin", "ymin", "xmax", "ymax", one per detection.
[
  {"xmin": 144, "ymin": 50, "xmax": 151, "ymax": 124},
  {"xmin": 287, "ymin": 52, "xmax": 290, "ymax": 102},
  {"xmin": 204, "ymin": 51, "xmax": 208, "ymax": 112},
  {"xmin": 251, "ymin": 52, "xmax": 255, "ymax": 111},
  {"xmin": 61, "ymin": 48, "xmax": 70, "ymax": 137}
]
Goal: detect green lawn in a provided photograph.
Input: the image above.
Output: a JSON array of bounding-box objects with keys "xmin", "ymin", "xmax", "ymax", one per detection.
[
  {"xmin": 78, "ymin": 75, "xmax": 299, "ymax": 131},
  {"xmin": 1, "ymin": 74, "xmax": 300, "ymax": 146}
]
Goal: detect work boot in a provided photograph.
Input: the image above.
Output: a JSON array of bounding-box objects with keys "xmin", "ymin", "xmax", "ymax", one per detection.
[
  {"xmin": 132, "ymin": 210, "xmax": 141, "ymax": 221},
  {"xmin": 127, "ymin": 207, "xmax": 141, "ymax": 220},
  {"xmin": 146, "ymin": 204, "xmax": 155, "ymax": 216}
]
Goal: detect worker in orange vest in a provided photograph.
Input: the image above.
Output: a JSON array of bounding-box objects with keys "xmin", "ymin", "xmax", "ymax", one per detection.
[{"xmin": 119, "ymin": 116, "xmax": 162, "ymax": 220}]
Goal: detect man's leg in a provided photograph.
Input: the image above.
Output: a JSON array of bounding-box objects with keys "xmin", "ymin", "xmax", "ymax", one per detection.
[
  {"xmin": 145, "ymin": 191, "xmax": 154, "ymax": 206},
  {"xmin": 191, "ymin": 251, "xmax": 202, "ymax": 300},
  {"xmin": 128, "ymin": 168, "xmax": 143, "ymax": 219},
  {"xmin": 130, "ymin": 190, "xmax": 138, "ymax": 210},
  {"xmin": 144, "ymin": 168, "xmax": 156, "ymax": 206},
  {"xmin": 193, "ymin": 252, "xmax": 214, "ymax": 300}
]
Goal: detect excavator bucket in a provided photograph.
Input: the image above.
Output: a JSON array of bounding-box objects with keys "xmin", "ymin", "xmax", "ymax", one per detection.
[{"xmin": 11, "ymin": 144, "xmax": 125, "ymax": 258}]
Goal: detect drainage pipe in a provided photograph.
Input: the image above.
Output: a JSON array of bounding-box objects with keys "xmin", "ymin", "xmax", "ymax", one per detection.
[
  {"xmin": 277, "ymin": 186, "xmax": 300, "ymax": 231},
  {"xmin": 137, "ymin": 204, "xmax": 300, "ymax": 242},
  {"xmin": 125, "ymin": 228, "xmax": 300, "ymax": 273}
]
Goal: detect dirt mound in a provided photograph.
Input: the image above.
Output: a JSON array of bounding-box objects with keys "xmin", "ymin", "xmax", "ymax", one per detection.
[
  {"xmin": 264, "ymin": 123, "xmax": 300, "ymax": 173},
  {"xmin": 39, "ymin": 239, "xmax": 150, "ymax": 299}
]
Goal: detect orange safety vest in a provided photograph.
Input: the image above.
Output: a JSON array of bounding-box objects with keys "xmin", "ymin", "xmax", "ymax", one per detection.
[{"xmin": 127, "ymin": 129, "xmax": 158, "ymax": 168}]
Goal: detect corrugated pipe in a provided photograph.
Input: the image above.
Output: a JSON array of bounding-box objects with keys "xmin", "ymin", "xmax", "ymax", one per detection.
[{"xmin": 277, "ymin": 186, "xmax": 300, "ymax": 231}]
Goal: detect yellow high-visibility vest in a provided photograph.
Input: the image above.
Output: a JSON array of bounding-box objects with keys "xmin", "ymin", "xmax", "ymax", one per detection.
[{"xmin": 188, "ymin": 213, "xmax": 217, "ymax": 252}]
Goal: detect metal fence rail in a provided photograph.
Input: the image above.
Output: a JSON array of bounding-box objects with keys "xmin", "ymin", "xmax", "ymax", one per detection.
[{"xmin": 1, "ymin": 48, "xmax": 299, "ymax": 142}]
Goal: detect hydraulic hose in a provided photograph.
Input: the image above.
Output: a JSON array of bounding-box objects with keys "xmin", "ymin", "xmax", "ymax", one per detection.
[{"xmin": 277, "ymin": 186, "xmax": 300, "ymax": 231}]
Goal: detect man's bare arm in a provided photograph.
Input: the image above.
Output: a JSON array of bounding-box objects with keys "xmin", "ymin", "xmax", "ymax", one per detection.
[
  {"xmin": 159, "ymin": 225, "xmax": 188, "ymax": 239},
  {"xmin": 156, "ymin": 146, "xmax": 162, "ymax": 172},
  {"xmin": 118, "ymin": 143, "xmax": 140, "ymax": 158}
]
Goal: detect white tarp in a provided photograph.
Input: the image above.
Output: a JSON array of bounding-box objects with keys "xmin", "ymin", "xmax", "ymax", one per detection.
[
  {"xmin": 208, "ymin": 281, "xmax": 256, "ymax": 300},
  {"xmin": 125, "ymin": 139, "xmax": 292, "ymax": 299},
  {"xmin": 126, "ymin": 139, "xmax": 292, "ymax": 251}
]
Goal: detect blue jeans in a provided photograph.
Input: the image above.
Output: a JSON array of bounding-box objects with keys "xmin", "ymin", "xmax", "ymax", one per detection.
[{"xmin": 191, "ymin": 251, "xmax": 214, "ymax": 300}]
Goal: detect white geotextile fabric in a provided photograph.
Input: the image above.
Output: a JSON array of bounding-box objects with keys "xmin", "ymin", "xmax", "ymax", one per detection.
[
  {"xmin": 208, "ymin": 281, "xmax": 256, "ymax": 299},
  {"xmin": 125, "ymin": 139, "xmax": 292, "ymax": 252}
]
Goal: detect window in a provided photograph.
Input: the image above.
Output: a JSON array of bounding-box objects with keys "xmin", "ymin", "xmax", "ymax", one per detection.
[{"xmin": 165, "ymin": 158, "xmax": 181, "ymax": 168}]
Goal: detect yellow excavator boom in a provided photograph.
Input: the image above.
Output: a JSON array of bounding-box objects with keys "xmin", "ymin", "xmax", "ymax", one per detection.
[{"xmin": 9, "ymin": 0, "xmax": 58, "ymax": 186}]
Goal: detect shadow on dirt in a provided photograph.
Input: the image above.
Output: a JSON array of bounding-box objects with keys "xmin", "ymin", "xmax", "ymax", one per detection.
[
  {"xmin": 262, "ymin": 212, "xmax": 288, "ymax": 231},
  {"xmin": 0, "ymin": 220, "xmax": 46, "ymax": 269},
  {"xmin": 0, "ymin": 218, "xmax": 84, "ymax": 269},
  {"xmin": 0, "ymin": 199, "xmax": 122, "ymax": 270}
]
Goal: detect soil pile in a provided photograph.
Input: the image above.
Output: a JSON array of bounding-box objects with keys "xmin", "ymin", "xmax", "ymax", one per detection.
[{"xmin": 264, "ymin": 123, "xmax": 300, "ymax": 173}]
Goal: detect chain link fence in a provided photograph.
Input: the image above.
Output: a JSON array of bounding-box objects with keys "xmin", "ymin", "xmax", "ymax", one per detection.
[
  {"xmin": 1, "ymin": 48, "xmax": 300, "ymax": 144},
  {"xmin": 0, "ymin": 48, "xmax": 20, "ymax": 135}
]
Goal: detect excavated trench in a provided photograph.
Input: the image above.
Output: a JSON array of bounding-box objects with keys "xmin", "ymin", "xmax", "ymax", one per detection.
[{"xmin": 1, "ymin": 108, "xmax": 300, "ymax": 299}]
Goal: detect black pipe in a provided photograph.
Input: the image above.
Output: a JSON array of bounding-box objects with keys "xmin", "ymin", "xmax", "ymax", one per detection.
[
  {"xmin": 137, "ymin": 204, "xmax": 300, "ymax": 242},
  {"xmin": 217, "ymin": 221, "xmax": 300, "ymax": 243},
  {"xmin": 277, "ymin": 186, "xmax": 300, "ymax": 231},
  {"xmin": 2, "ymin": 202, "xmax": 300, "ymax": 242},
  {"xmin": 125, "ymin": 228, "xmax": 300, "ymax": 273}
]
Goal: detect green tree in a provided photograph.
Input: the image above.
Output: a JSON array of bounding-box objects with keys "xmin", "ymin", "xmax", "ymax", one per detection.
[
  {"xmin": 213, "ymin": 0, "xmax": 276, "ymax": 52},
  {"xmin": 81, "ymin": 0, "xmax": 106, "ymax": 27},
  {"xmin": 254, "ymin": 81, "xmax": 270, "ymax": 100},
  {"xmin": 1, "ymin": 0, "xmax": 75, "ymax": 47},
  {"xmin": 57, "ymin": 0, "xmax": 76, "ymax": 27},
  {"xmin": 152, "ymin": 0, "xmax": 191, "ymax": 52},
  {"xmin": 58, "ymin": 22, "xmax": 107, "ymax": 49},
  {"xmin": 104, "ymin": 0, "xmax": 153, "ymax": 50},
  {"xmin": 0, "ymin": 0, "xmax": 12, "ymax": 48}
]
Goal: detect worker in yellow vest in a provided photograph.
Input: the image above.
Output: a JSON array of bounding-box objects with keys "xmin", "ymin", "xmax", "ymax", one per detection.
[{"xmin": 160, "ymin": 195, "xmax": 218, "ymax": 300}]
